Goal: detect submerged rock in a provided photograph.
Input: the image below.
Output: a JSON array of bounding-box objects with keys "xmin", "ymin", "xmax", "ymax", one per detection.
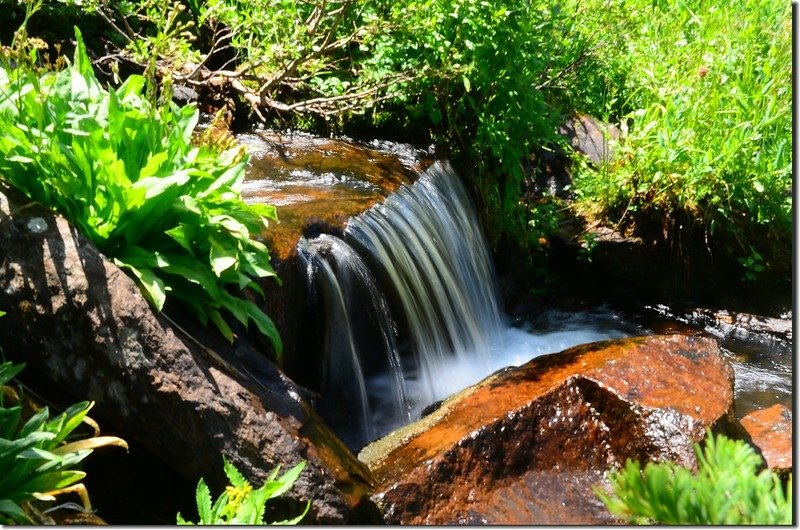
[
  {"xmin": 740, "ymin": 404, "xmax": 792, "ymax": 477},
  {"xmin": 359, "ymin": 334, "xmax": 735, "ymax": 524},
  {"xmin": 0, "ymin": 186, "xmax": 378, "ymax": 523}
]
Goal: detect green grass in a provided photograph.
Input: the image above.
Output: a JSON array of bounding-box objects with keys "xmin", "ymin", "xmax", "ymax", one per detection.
[
  {"xmin": 570, "ymin": 0, "xmax": 791, "ymax": 279},
  {"xmin": 16, "ymin": 0, "xmax": 791, "ymax": 284}
]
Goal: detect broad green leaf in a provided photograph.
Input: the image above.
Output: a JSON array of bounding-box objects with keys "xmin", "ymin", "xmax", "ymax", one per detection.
[
  {"xmin": 273, "ymin": 502, "xmax": 310, "ymax": 525},
  {"xmin": 270, "ymin": 461, "xmax": 305, "ymax": 498},
  {"xmin": 242, "ymin": 301, "xmax": 283, "ymax": 358},
  {"xmin": 14, "ymin": 470, "xmax": 86, "ymax": 500},
  {"xmin": 0, "ymin": 406, "xmax": 22, "ymax": 440},
  {"xmin": 49, "ymin": 401, "xmax": 92, "ymax": 445},
  {"xmin": 140, "ymin": 151, "xmax": 169, "ymax": 178},
  {"xmin": 165, "ymin": 225, "xmax": 193, "ymax": 252},
  {"xmin": 115, "ymin": 75, "xmax": 146, "ymax": 102},
  {"xmin": 208, "ymin": 309, "xmax": 234, "ymax": 343},
  {"xmin": 0, "ymin": 499, "xmax": 30, "ymax": 524},
  {"xmin": 17, "ymin": 408, "xmax": 50, "ymax": 439},
  {"xmin": 0, "ymin": 362, "xmax": 25, "ymax": 387},
  {"xmin": 209, "ymin": 236, "xmax": 238, "ymax": 277}
]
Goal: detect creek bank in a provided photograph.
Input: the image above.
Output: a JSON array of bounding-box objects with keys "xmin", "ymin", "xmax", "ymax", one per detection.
[
  {"xmin": 0, "ymin": 185, "xmax": 380, "ymax": 524},
  {"xmin": 503, "ymin": 114, "xmax": 791, "ymax": 318},
  {"xmin": 358, "ymin": 334, "xmax": 736, "ymax": 524}
]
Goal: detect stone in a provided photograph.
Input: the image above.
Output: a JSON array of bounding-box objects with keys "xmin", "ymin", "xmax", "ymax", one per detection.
[
  {"xmin": 740, "ymin": 404, "xmax": 792, "ymax": 476},
  {"xmin": 557, "ymin": 114, "xmax": 622, "ymax": 167},
  {"xmin": 359, "ymin": 334, "xmax": 735, "ymax": 524},
  {"xmin": 0, "ymin": 185, "xmax": 379, "ymax": 523}
]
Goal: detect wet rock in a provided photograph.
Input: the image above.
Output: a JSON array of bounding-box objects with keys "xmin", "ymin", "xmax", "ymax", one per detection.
[
  {"xmin": 740, "ymin": 404, "xmax": 792, "ymax": 477},
  {"xmin": 359, "ymin": 334, "xmax": 734, "ymax": 524},
  {"xmin": 646, "ymin": 305, "xmax": 792, "ymax": 344},
  {"xmin": 239, "ymin": 130, "xmax": 431, "ymax": 261},
  {"xmin": 0, "ymin": 186, "xmax": 378, "ymax": 523}
]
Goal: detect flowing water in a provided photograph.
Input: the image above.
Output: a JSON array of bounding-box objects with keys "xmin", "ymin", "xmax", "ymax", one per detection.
[
  {"xmin": 297, "ymin": 161, "xmax": 631, "ymax": 448},
  {"xmin": 239, "ymin": 131, "xmax": 792, "ymax": 450}
]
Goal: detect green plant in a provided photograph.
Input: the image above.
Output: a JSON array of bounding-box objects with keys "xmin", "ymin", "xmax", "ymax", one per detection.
[
  {"xmin": 0, "ymin": 360, "xmax": 128, "ymax": 524},
  {"xmin": 177, "ymin": 458, "xmax": 308, "ymax": 525},
  {"xmin": 595, "ymin": 432, "xmax": 792, "ymax": 524},
  {"xmin": 0, "ymin": 25, "xmax": 282, "ymax": 355},
  {"xmin": 571, "ymin": 0, "xmax": 791, "ymax": 279}
]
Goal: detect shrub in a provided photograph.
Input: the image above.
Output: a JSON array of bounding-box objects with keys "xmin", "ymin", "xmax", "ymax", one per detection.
[
  {"xmin": 0, "ymin": 25, "xmax": 282, "ymax": 356},
  {"xmin": 0, "ymin": 360, "xmax": 128, "ymax": 524},
  {"xmin": 177, "ymin": 458, "xmax": 308, "ymax": 525},
  {"xmin": 595, "ymin": 432, "xmax": 792, "ymax": 524}
]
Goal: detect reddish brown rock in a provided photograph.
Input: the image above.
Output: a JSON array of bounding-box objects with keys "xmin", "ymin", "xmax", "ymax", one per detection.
[
  {"xmin": 0, "ymin": 186, "xmax": 378, "ymax": 523},
  {"xmin": 359, "ymin": 334, "xmax": 735, "ymax": 524},
  {"xmin": 741, "ymin": 404, "xmax": 792, "ymax": 475}
]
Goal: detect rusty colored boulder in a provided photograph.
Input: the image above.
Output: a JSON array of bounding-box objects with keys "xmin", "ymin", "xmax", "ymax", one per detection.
[
  {"xmin": 741, "ymin": 404, "xmax": 792, "ymax": 476},
  {"xmin": 0, "ymin": 186, "xmax": 378, "ymax": 523},
  {"xmin": 359, "ymin": 334, "xmax": 735, "ymax": 524}
]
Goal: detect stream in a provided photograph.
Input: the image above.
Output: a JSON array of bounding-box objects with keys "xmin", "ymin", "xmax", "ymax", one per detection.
[{"xmin": 239, "ymin": 129, "xmax": 793, "ymax": 451}]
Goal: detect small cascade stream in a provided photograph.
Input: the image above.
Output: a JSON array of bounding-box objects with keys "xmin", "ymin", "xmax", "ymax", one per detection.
[
  {"xmin": 298, "ymin": 161, "xmax": 629, "ymax": 448},
  {"xmin": 238, "ymin": 131, "xmax": 791, "ymax": 451}
]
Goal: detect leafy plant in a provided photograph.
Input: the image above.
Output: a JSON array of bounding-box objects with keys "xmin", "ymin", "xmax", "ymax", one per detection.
[
  {"xmin": 595, "ymin": 432, "xmax": 792, "ymax": 524},
  {"xmin": 0, "ymin": 360, "xmax": 128, "ymax": 524},
  {"xmin": 177, "ymin": 458, "xmax": 308, "ymax": 525},
  {"xmin": 0, "ymin": 25, "xmax": 282, "ymax": 356}
]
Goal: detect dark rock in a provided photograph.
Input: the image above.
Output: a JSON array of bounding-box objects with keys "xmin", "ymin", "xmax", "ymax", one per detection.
[
  {"xmin": 0, "ymin": 186, "xmax": 378, "ymax": 523},
  {"xmin": 359, "ymin": 334, "xmax": 734, "ymax": 524},
  {"xmin": 740, "ymin": 404, "xmax": 792, "ymax": 477}
]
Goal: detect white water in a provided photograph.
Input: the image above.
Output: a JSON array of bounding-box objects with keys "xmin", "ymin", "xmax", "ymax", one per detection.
[
  {"xmin": 297, "ymin": 234, "xmax": 410, "ymax": 447},
  {"xmin": 299, "ymin": 161, "xmax": 631, "ymax": 448}
]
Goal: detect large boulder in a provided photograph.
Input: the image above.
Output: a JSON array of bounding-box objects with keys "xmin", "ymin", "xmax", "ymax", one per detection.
[
  {"xmin": 359, "ymin": 334, "xmax": 735, "ymax": 524},
  {"xmin": 0, "ymin": 185, "xmax": 379, "ymax": 523}
]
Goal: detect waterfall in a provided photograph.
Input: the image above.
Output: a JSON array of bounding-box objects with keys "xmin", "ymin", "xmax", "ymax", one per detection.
[
  {"xmin": 298, "ymin": 161, "xmax": 505, "ymax": 445},
  {"xmin": 297, "ymin": 160, "xmax": 633, "ymax": 448},
  {"xmin": 297, "ymin": 234, "xmax": 410, "ymax": 448},
  {"xmin": 345, "ymin": 161, "xmax": 504, "ymax": 404}
]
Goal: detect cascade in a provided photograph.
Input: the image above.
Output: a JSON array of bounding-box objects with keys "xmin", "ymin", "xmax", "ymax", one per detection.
[
  {"xmin": 345, "ymin": 162, "xmax": 504, "ymax": 403},
  {"xmin": 297, "ymin": 234, "xmax": 410, "ymax": 448},
  {"xmin": 298, "ymin": 160, "xmax": 627, "ymax": 448}
]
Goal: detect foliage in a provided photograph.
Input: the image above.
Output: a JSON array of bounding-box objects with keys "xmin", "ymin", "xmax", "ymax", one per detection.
[
  {"xmin": 596, "ymin": 432, "xmax": 792, "ymax": 524},
  {"xmin": 0, "ymin": 360, "xmax": 128, "ymax": 524},
  {"xmin": 371, "ymin": 0, "xmax": 606, "ymax": 245},
  {"xmin": 571, "ymin": 0, "xmax": 791, "ymax": 278},
  {"xmin": 0, "ymin": 25, "xmax": 282, "ymax": 355},
  {"xmin": 17, "ymin": 0, "xmax": 791, "ymax": 283},
  {"xmin": 177, "ymin": 458, "xmax": 308, "ymax": 525}
]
